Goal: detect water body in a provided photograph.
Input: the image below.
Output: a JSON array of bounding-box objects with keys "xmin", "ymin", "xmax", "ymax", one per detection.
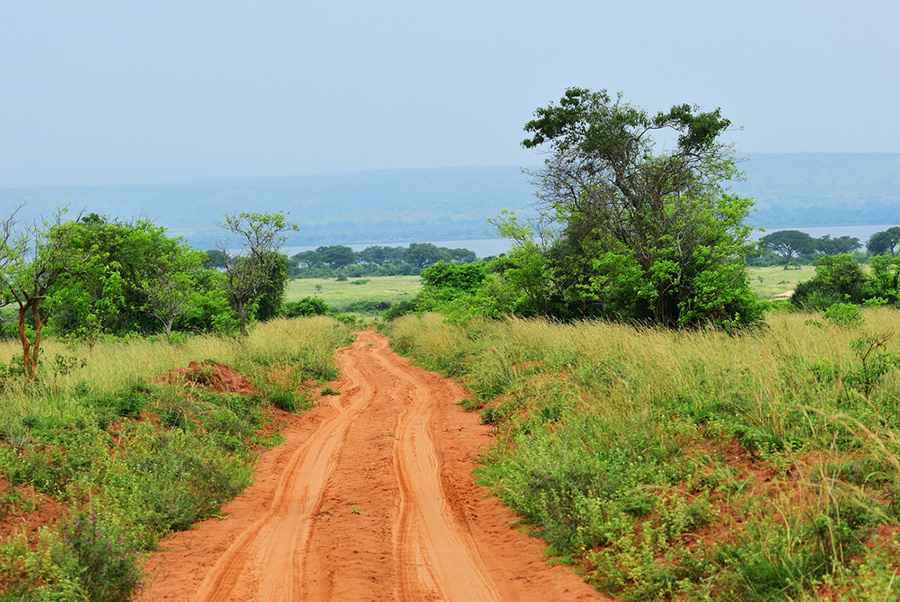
[{"xmin": 283, "ymin": 226, "xmax": 898, "ymax": 259}]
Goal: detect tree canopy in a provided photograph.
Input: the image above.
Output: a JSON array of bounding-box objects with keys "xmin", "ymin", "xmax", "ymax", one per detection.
[
  {"xmin": 519, "ymin": 87, "xmax": 761, "ymax": 328},
  {"xmin": 867, "ymin": 226, "xmax": 900, "ymax": 256}
]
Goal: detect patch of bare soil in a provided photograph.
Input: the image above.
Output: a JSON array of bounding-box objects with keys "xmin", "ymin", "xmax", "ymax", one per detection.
[
  {"xmin": 162, "ymin": 361, "xmax": 256, "ymax": 395},
  {"xmin": 0, "ymin": 477, "xmax": 65, "ymax": 542}
]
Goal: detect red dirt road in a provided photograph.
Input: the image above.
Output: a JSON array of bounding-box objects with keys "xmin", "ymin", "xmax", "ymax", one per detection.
[{"xmin": 138, "ymin": 331, "xmax": 606, "ymax": 601}]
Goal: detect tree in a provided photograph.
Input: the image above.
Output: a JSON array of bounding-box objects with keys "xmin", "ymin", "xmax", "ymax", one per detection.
[
  {"xmin": 815, "ymin": 235, "xmax": 860, "ymax": 256},
  {"xmin": 758, "ymin": 230, "xmax": 817, "ymax": 265},
  {"xmin": 47, "ymin": 216, "xmax": 206, "ymax": 338},
  {"xmin": 0, "ymin": 210, "xmax": 82, "ymax": 379},
  {"xmin": 521, "ymin": 87, "xmax": 761, "ymax": 328},
  {"xmin": 405, "ymin": 243, "xmax": 447, "ymax": 269},
  {"xmin": 142, "ymin": 248, "xmax": 205, "ymax": 338},
  {"xmin": 253, "ymin": 252, "xmax": 289, "ymax": 321},
  {"xmin": 792, "ymin": 254, "xmax": 866, "ymax": 309},
  {"xmin": 222, "ymin": 212, "xmax": 296, "ymax": 336},
  {"xmin": 865, "ymin": 255, "xmax": 900, "ymax": 303},
  {"xmin": 315, "ymin": 245, "xmax": 356, "ymax": 269},
  {"xmin": 867, "ymin": 227, "xmax": 900, "ymax": 256},
  {"xmin": 203, "ymin": 249, "xmax": 228, "ymax": 269},
  {"xmin": 358, "ymin": 245, "xmax": 405, "ymax": 265}
]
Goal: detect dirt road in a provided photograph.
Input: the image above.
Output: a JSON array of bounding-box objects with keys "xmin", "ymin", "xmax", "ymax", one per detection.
[{"xmin": 139, "ymin": 331, "xmax": 605, "ymax": 601}]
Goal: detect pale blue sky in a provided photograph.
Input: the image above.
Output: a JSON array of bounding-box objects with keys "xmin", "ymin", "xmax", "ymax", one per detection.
[{"xmin": 1, "ymin": 1, "xmax": 898, "ymax": 186}]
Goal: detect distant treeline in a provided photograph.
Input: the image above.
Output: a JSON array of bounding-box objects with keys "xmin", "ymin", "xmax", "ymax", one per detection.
[
  {"xmin": 751, "ymin": 226, "xmax": 900, "ymax": 266},
  {"xmin": 288, "ymin": 243, "xmax": 477, "ymax": 277}
]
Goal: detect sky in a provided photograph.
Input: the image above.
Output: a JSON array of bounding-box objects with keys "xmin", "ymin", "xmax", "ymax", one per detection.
[{"xmin": 1, "ymin": 0, "xmax": 898, "ymax": 187}]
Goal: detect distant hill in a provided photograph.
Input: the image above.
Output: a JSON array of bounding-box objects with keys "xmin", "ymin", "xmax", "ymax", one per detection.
[
  {"xmin": 1, "ymin": 154, "xmax": 898, "ymax": 247},
  {"xmin": 733, "ymin": 154, "xmax": 900, "ymax": 227}
]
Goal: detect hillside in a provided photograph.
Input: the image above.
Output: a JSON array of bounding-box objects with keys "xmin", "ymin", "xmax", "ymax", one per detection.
[{"xmin": 2, "ymin": 154, "xmax": 898, "ymax": 248}]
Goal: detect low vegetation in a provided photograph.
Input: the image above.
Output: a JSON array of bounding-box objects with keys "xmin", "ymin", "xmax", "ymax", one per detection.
[
  {"xmin": 285, "ymin": 275, "xmax": 421, "ymax": 314},
  {"xmin": 0, "ymin": 317, "xmax": 350, "ymax": 600},
  {"xmin": 389, "ymin": 310, "xmax": 899, "ymax": 600},
  {"xmin": 285, "ymin": 242, "xmax": 477, "ymax": 278}
]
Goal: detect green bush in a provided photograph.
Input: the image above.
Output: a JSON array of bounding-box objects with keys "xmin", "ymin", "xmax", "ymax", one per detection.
[
  {"xmin": 793, "ymin": 254, "xmax": 866, "ymax": 309},
  {"xmin": 824, "ymin": 303, "xmax": 863, "ymax": 327},
  {"xmin": 282, "ymin": 297, "xmax": 329, "ymax": 318}
]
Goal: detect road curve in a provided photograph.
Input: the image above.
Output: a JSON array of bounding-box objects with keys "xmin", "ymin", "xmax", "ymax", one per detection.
[{"xmin": 138, "ymin": 331, "xmax": 606, "ymax": 602}]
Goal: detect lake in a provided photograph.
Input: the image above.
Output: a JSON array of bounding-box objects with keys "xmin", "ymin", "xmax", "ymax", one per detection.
[{"xmin": 282, "ymin": 225, "xmax": 898, "ymax": 258}]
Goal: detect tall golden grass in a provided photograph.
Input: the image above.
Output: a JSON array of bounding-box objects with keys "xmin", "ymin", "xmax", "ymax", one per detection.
[{"xmin": 0, "ymin": 316, "xmax": 349, "ymax": 416}]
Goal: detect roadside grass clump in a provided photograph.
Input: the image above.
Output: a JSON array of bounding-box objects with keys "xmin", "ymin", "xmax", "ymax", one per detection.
[
  {"xmin": 0, "ymin": 316, "xmax": 350, "ymax": 600},
  {"xmin": 389, "ymin": 309, "xmax": 900, "ymax": 600}
]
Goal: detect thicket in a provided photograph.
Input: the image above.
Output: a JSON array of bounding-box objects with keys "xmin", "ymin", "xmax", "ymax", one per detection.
[
  {"xmin": 0, "ymin": 210, "xmax": 309, "ymax": 380},
  {"xmin": 404, "ymin": 89, "xmax": 765, "ymax": 330},
  {"xmin": 0, "ymin": 317, "xmax": 350, "ymax": 600},
  {"xmin": 389, "ymin": 311, "xmax": 900, "ymax": 601},
  {"xmin": 287, "ymin": 242, "xmax": 477, "ymax": 278},
  {"xmin": 792, "ymin": 254, "xmax": 900, "ymax": 309}
]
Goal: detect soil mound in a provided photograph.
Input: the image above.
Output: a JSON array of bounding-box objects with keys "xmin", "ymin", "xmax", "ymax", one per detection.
[{"xmin": 165, "ymin": 361, "xmax": 255, "ymax": 395}]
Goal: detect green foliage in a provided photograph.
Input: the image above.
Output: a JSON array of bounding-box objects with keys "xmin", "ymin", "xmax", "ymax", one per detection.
[
  {"xmin": 253, "ymin": 252, "xmax": 289, "ymax": 321},
  {"xmin": 758, "ymin": 230, "xmax": 818, "ymax": 264},
  {"xmin": 58, "ymin": 511, "xmax": 141, "ymax": 602},
  {"xmin": 282, "ymin": 296, "xmax": 329, "ymax": 318},
  {"xmin": 792, "ymin": 254, "xmax": 867, "ymax": 309},
  {"xmin": 222, "ymin": 212, "xmax": 296, "ymax": 335},
  {"xmin": 389, "ymin": 312, "xmax": 900, "ymax": 600},
  {"xmin": 866, "ymin": 255, "xmax": 900, "ymax": 304},
  {"xmin": 824, "ymin": 303, "xmax": 863, "ymax": 327},
  {"xmin": 514, "ymin": 88, "xmax": 763, "ymax": 330},
  {"xmin": 46, "ymin": 215, "xmax": 212, "ymax": 338},
  {"xmin": 866, "ymin": 226, "xmax": 900, "ymax": 256},
  {"xmin": 290, "ymin": 242, "xmax": 477, "ymax": 278},
  {"xmin": 845, "ymin": 332, "xmax": 900, "ymax": 398},
  {"xmin": 0, "ymin": 317, "xmax": 349, "ymax": 599}
]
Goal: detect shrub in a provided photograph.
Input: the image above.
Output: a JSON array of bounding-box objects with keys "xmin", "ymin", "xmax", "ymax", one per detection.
[
  {"xmin": 824, "ymin": 303, "xmax": 863, "ymax": 328},
  {"xmin": 58, "ymin": 511, "xmax": 141, "ymax": 602},
  {"xmin": 792, "ymin": 254, "xmax": 866, "ymax": 309},
  {"xmin": 282, "ymin": 297, "xmax": 329, "ymax": 318}
]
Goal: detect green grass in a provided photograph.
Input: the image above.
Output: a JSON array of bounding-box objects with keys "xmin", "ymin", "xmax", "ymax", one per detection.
[
  {"xmin": 285, "ymin": 275, "xmax": 421, "ymax": 312},
  {"xmin": 0, "ymin": 317, "xmax": 351, "ymax": 601},
  {"xmin": 389, "ymin": 310, "xmax": 900, "ymax": 601},
  {"xmin": 747, "ymin": 265, "xmax": 817, "ymax": 299}
]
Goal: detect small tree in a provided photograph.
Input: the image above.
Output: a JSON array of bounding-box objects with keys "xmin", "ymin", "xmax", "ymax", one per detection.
[
  {"xmin": 142, "ymin": 249, "xmax": 204, "ymax": 339},
  {"xmin": 221, "ymin": 212, "xmax": 296, "ymax": 336},
  {"xmin": 0, "ymin": 211, "xmax": 81, "ymax": 379}
]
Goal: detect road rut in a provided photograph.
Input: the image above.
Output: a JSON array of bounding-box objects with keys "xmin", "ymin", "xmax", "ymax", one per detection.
[{"xmin": 139, "ymin": 331, "xmax": 605, "ymax": 601}]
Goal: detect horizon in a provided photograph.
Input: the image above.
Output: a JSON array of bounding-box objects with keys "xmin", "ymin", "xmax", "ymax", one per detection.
[{"xmin": 2, "ymin": 150, "xmax": 900, "ymax": 191}]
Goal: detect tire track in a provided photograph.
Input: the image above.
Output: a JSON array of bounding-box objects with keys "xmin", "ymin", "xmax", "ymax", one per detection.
[
  {"xmin": 191, "ymin": 337, "xmax": 378, "ymax": 602},
  {"xmin": 139, "ymin": 331, "xmax": 608, "ymax": 602}
]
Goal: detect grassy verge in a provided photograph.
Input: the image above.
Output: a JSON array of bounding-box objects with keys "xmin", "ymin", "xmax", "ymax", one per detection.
[
  {"xmin": 388, "ymin": 311, "xmax": 899, "ymax": 601},
  {"xmin": 747, "ymin": 266, "xmax": 817, "ymax": 299},
  {"xmin": 0, "ymin": 317, "xmax": 351, "ymax": 601},
  {"xmin": 285, "ymin": 275, "xmax": 421, "ymax": 313}
]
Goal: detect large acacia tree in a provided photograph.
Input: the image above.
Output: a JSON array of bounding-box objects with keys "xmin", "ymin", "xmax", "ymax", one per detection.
[{"xmin": 523, "ymin": 88, "xmax": 761, "ymax": 328}]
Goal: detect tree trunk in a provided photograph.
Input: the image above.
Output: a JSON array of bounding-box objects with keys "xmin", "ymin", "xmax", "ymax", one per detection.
[
  {"xmin": 17, "ymin": 303, "xmax": 34, "ymax": 380},
  {"xmin": 238, "ymin": 304, "xmax": 248, "ymax": 337},
  {"xmin": 31, "ymin": 300, "xmax": 43, "ymax": 376}
]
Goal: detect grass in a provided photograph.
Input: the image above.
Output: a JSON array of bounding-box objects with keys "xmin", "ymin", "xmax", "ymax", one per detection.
[
  {"xmin": 283, "ymin": 269, "xmax": 810, "ymax": 311},
  {"xmin": 0, "ymin": 317, "xmax": 351, "ymax": 601},
  {"xmin": 389, "ymin": 310, "xmax": 900, "ymax": 601},
  {"xmin": 747, "ymin": 265, "xmax": 817, "ymax": 299},
  {"xmin": 285, "ymin": 275, "xmax": 421, "ymax": 313}
]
